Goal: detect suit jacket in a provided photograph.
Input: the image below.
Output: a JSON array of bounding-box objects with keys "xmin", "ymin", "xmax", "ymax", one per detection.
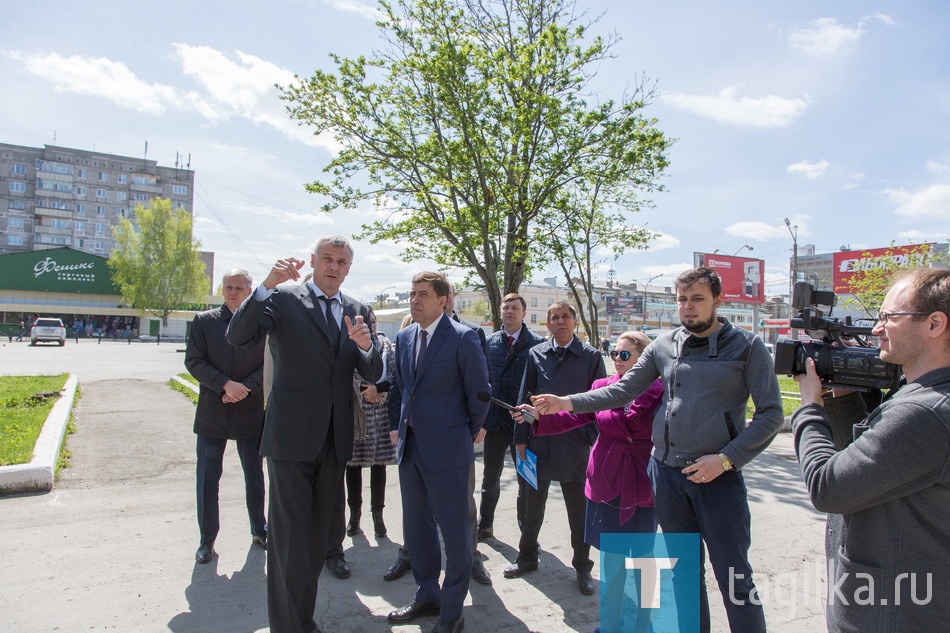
[
  {"xmin": 226, "ymin": 283, "xmax": 382, "ymax": 462},
  {"xmin": 392, "ymin": 315, "xmax": 490, "ymax": 471},
  {"xmin": 185, "ymin": 305, "xmax": 265, "ymax": 440}
]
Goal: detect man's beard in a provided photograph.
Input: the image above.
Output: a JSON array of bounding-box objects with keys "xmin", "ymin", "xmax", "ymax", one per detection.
[{"xmin": 681, "ymin": 314, "xmax": 717, "ymax": 334}]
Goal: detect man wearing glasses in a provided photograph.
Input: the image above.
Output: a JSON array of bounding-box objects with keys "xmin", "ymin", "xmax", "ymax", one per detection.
[{"xmin": 794, "ymin": 268, "xmax": 950, "ymax": 632}]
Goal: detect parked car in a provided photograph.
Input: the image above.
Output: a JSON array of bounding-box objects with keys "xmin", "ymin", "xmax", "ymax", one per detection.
[{"xmin": 30, "ymin": 318, "xmax": 66, "ymax": 346}]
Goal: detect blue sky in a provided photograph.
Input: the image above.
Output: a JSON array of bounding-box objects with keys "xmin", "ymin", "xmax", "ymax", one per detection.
[{"xmin": 2, "ymin": 0, "xmax": 948, "ymax": 302}]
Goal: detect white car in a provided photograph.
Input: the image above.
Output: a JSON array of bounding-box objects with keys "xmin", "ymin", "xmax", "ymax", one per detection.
[{"xmin": 30, "ymin": 318, "xmax": 66, "ymax": 346}]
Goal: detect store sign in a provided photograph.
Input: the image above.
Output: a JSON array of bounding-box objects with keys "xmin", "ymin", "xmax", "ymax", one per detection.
[
  {"xmin": 605, "ymin": 295, "xmax": 645, "ymax": 316},
  {"xmin": 693, "ymin": 252, "xmax": 765, "ymax": 304},
  {"xmin": 0, "ymin": 247, "xmax": 119, "ymax": 294},
  {"xmin": 832, "ymin": 245, "xmax": 932, "ymax": 293}
]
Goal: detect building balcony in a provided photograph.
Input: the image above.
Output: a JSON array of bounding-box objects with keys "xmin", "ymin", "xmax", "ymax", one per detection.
[
  {"xmin": 34, "ymin": 206, "xmax": 73, "ymax": 219},
  {"xmin": 129, "ymin": 182, "xmax": 162, "ymax": 194}
]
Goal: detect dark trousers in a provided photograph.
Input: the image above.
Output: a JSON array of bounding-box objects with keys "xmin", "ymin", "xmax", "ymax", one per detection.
[
  {"xmin": 326, "ymin": 464, "xmax": 388, "ymax": 560},
  {"xmin": 648, "ymin": 458, "xmax": 766, "ymax": 633},
  {"xmin": 266, "ymin": 434, "xmax": 345, "ymax": 633},
  {"xmin": 400, "ymin": 429, "xmax": 472, "ymax": 623},
  {"xmin": 478, "ymin": 425, "xmax": 525, "ymax": 530},
  {"xmin": 517, "ymin": 478, "xmax": 592, "ymax": 572},
  {"xmin": 195, "ymin": 435, "xmax": 266, "ymax": 544}
]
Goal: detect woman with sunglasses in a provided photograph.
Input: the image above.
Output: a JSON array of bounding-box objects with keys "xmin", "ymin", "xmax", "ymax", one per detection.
[{"xmin": 518, "ymin": 331, "xmax": 663, "ymax": 633}]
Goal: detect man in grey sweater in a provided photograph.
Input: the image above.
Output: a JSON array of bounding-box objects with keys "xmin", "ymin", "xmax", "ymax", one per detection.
[
  {"xmin": 532, "ymin": 268, "xmax": 783, "ymax": 633},
  {"xmin": 793, "ymin": 267, "xmax": 950, "ymax": 632}
]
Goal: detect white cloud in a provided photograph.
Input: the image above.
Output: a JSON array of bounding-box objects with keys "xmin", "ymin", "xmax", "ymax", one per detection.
[
  {"xmin": 897, "ymin": 229, "xmax": 949, "ymax": 242},
  {"xmin": 661, "ymin": 87, "xmax": 808, "ymax": 128},
  {"xmin": 647, "ymin": 232, "xmax": 681, "ymax": 251},
  {"xmin": 726, "ymin": 216, "xmax": 812, "ymax": 241},
  {"xmin": 787, "ymin": 159, "xmax": 830, "ymax": 179},
  {"xmin": 926, "ymin": 160, "xmax": 950, "ymax": 174},
  {"xmin": 787, "ymin": 15, "xmax": 895, "ymax": 59},
  {"xmin": 883, "ymin": 184, "xmax": 950, "ymax": 219},
  {"xmin": 324, "ymin": 0, "xmax": 381, "ymax": 21}
]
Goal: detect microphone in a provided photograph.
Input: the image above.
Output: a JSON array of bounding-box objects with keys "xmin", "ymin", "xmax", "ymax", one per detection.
[{"xmin": 477, "ymin": 390, "xmax": 537, "ymax": 424}]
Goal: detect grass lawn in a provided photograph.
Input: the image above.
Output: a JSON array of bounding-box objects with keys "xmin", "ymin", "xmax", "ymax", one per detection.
[
  {"xmin": 0, "ymin": 374, "xmax": 70, "ymax": 466},
  {"xmin": 169, "ymin": 373, "xmax": 198, "ymax": 404}
]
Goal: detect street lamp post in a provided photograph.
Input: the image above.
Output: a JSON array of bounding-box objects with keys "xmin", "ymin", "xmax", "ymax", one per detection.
[
  {"xmin": 633, "ymin": 274, "xmax": 663, "ymax": 332},
  {"xmin": 784, "ymin": 218, "xmax": 799, "ymax": 340},
  {"xmin": 713, "ymin": 245, "xmax": 754, "ymax": 257}
]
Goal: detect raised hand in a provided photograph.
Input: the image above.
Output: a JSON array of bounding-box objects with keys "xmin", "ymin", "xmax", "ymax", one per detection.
[
  {"xmin": 345, "ymin": 314, "xmax": 373, "ymax": 351},
  {"xmin": 263, "ymin": 257, "xmax": 306, "ymax": 289}
]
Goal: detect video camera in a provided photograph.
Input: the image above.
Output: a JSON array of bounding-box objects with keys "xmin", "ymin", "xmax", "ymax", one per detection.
[{"xmin": 773, "ymin": 282, "xmax": 901, "ymax": 391}]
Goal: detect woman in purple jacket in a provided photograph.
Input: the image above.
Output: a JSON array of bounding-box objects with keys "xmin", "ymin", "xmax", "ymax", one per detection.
[{"xmin": 519, "ymin": 331, "xmax": 663, "ymax": 633}]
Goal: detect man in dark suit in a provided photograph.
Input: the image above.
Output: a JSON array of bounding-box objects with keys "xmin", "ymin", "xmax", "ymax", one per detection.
[
  {"xmin": 504, "ymin": 301, "xmax": 605, "ymax": 596},
  {"xmin": 387, "ymin": 272, "xmax": 490, "ymax": 633},
  {"xmin": 227, "ymin": 235, "xmax": 381, "ymax": 633},
  {"xmin": 185, "ymin": 268, "xmax": 267, "ymax": 565}
]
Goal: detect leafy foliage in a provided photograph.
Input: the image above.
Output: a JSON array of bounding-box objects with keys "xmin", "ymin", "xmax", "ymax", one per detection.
[
  {"xmin": 280, "ymin": 0, "xmax": 671, "ymax": 328},
  {"xmin": 0, "ymin": 374, "xmax": 69, "ymax": 466},
  {"xmin": 108, "ymin": 198, "xmax": 208, "ymax": 330}
]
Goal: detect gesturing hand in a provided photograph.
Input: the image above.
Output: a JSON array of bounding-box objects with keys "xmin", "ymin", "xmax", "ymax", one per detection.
[
  {"xmin": 262, "ymin": 258, "xmax": 306, "ymax": 289},
  {"xmin": 346, "ymin": 315, "xmax": 373, "ymax": 351}
]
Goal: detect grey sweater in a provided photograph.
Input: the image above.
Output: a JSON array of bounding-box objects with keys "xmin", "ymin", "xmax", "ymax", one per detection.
[
  {"xmin": 570, "ymin": 318, "xmax": 783, "ymax": 469},
  {"xmin": 793, "ymin": 366, "xmax": 950, "ymax": 632}
]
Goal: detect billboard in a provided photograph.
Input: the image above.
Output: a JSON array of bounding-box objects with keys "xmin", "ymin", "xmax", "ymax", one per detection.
[
  {"xmin": 0, "ymin": 247, "xmax": 119, "ymax": 294},
  {"xmin": 832, "ymin": 245, "xmax": 933, "ymax": 294},
  {"xmin": 605, "ymin": 294, "xmax": 644, "ymax": 316},
  {"xmin": 693, "ymin": 252, "xmax": 765, "ymax": 303}
]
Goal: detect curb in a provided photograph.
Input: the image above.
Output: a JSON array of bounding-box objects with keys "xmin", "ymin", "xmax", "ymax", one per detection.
[
  {"xmin": 0, "ymin": 374, "xmax": 80, "ymax": 494},
  {"xmin": 169, "ymin": 374, "xmax": 199, "ymax": 394}
]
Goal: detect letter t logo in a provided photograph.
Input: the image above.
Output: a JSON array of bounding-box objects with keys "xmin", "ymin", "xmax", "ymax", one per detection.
[{"xmin": 626, "ymin": 557, "xmax": 679, "ymax": 608}]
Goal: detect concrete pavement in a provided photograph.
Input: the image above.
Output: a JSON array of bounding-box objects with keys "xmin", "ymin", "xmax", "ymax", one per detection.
[{"xmin": 0, "ymin": 339, "xmax": 828, "ymax": 632}]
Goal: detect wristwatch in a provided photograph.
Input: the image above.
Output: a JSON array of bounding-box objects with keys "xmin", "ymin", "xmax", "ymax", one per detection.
[{"xmin": 718, "ymin": 452, "xmax": 735, "ymax": 471}]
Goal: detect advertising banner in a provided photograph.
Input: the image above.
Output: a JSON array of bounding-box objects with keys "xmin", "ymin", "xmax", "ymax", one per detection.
[
  {"xmin": 605, "ymin": 294, "xmax": 644, "ymax": 316},
  {"xmin": 832, "ymin": 245, "xmax": 932, "ymax": 294},
  {"xmin": 0, "ymin": 247, "xmax": 119, "ymax": 294},
  {"xmin": 693, "ymin": 252, "xmax": 765, "ymax": 303}
]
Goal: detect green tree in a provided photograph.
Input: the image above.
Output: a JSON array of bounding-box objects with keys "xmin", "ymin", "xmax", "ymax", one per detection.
[
  {"xmin": 839, "ymin": 243, "xmax": 945, "ymax": 317},
  {"xmin": 108, "ymin": 198, "xmax": 208, "ymax": 332},
  {"xmin": 280, "ymin": 0, "xmax": 671, "ymax": 329}
]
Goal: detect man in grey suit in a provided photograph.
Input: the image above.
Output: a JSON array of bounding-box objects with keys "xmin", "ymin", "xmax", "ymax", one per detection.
[
  {"xmin": 227, "ymin": 235, "xmax": 381, "ymax": 633},
  {"xmin": 387, "ymin": 272, "xmax": 490, "ymax": 633}
]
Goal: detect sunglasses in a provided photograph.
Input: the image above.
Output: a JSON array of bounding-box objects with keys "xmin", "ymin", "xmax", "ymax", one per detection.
[{"xmin": 609, "ymin": 350, "xmax": 632, "ymax": 361}]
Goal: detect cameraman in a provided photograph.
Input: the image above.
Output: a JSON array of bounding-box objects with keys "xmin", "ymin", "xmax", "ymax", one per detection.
[{"xmin": 793, "ymin": 268, "xmax": 950, "ymax": 632}]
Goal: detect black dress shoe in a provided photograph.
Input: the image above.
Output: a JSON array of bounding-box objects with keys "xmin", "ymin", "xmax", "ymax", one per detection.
[
  {"xmin": 195, "ymin": 541, "xmax": 215, "ymax": 564},
  {"xmin": 476, "ymin": 527, "xmax": 493, "ymax": 541},
  {"xmin": 503, "ymin": 560, "xmax": 538, "ymax": 578},
  {"xmin": 471, "ymin": 560, "xmax": 492, "ymax": 585},
  {"xmin": 383, "ymin": 556, "xmax": 411, "ymax": 581},
  {"xmin": 325, "ymin": 557, "xmax": 351, "ymax": 579},
  {"xmin": 431, "ymin": 616, "xmax": 464, "ymax": 633},
  {"xmin": 577, "ymin": 570, "xmax": 595, "ymax": 595},
  {"xmin": 387, "ymin": 599, "xmax": 441, "ymax": 623},
  {"xmin": 251, "ymin": 534, "xmax": 267, "ymax": 548}
]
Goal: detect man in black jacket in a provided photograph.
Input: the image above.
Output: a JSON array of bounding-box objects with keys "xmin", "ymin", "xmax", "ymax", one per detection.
[
  {"xmin": 478, "ymin": 293, "xmax": 545, "ymax": 538},
  {"xmin": 185, "ymin": 268, "xmax": 267, "ymax": 564}
]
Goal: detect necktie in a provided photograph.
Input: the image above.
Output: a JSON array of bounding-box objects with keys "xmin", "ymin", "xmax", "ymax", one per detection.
[
  {"xmin": 318, "ymin": 296, "xmax": 340, "ymax": 346},
  {"xmin": 508, "ymin": 335, "xmax": 515, "ymax": 348},
  {"xmin": 416, "ymin": 329, "xmax": 428, "ymax": 369},
  {"xmin": 555, "ymin": 346, "xmax": 565, "ymax": 360}
]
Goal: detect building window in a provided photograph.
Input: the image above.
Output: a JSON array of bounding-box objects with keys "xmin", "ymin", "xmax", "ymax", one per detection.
[
  {"xmin": 50, "ymin": 219, "xmax": 69, "ymax": 229},
  {"xmin": 116, "ymin": 208, "xmax": 127, "ymax": 217},
  {"xmin": 96, "ymin": 188, "xmax": 107, "ymax": 199},
  {"xmin": 98, "ymin": 172, "xmax": 108, "ymax": 182},
  {"xmin": 75, "ymin": 238, "xmax": 84, "ymax": 248},
  {"xmin": 132, "ymin": 175, "xmax": 157, "ymax": 186},
  {"xmin": 132, "ymin": 193, "xmax": 148, "ymax": 201},
  {"xmin": 7, "ymin": 235, "xmax": 25, "ymax": 246},
  {"xmin": 77, "ymin": 168, "xmax": 86, "ymax": 179},
  {"xmin": 9, "ymin": 163, "xmax": 27, "ymax": 175},
  {"xmin": 173, "ymin": 201, "xmax": 186, "ymax": 210},
  {"xmin": 77, "ymin": 204, "xmax": 87, "ymax": 214},
  {"xmin": 530, "ymin": 314, "xmax": 537, "ymax": 324},
  {"xmin": 9, "ymin": 199, "xmax": 26, "ymax": 210},
  {"xmin": 75, "ymin": 222, "xmax": 85, "ymax": 232},
  {"xmin": 117, "ymin": 174, "xmax": 127, "ymax": 184},
  {"xmin": 95, "ymin": 223, "xmax": 106, "ymax": 233},
  {"xmin": 96, "ymin": 206, "xmax": 106, "ymax": 215},
  {"xmin": 9, "ymin": 181, "xmax": 26, "ymax": 193},
  {"xmin": 172, "ymin": 184, "xmax": 188, "ymax": 195},
  {"xmin": 116, "ymin": 191, "xmax": 127, "ymax": 201},
  {"xmin": 531, "ymin": 297, "xmax": 538, "ymax": 307},
  {"xmin": 9, "ymin": 217, "xmax": 25, "ymax": 229},
  {"xmin": 35, "ymin": 159, "xmax": 72, "ymax": 175},
  {"xmin": 94, "ymin": 240, "xmax": 104, "ymax": 251},
  {"xmin": 76, "ymin": 185, "xmax": 86, "ymax": 196}
]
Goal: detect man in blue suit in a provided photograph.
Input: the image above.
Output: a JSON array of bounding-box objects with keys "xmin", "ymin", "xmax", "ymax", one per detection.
[{"xmin": 387, "ymin": 271, "xmax": 491, "ymax": 633}]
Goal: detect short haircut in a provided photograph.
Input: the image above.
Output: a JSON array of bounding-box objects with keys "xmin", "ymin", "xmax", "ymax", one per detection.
[
  {"xmin": 313, "ymin": 234, "xmax": 355, "ymax": 260},
  {"xmin": 502, "ymin": 293, "xmax": 527, "ymax": 311},
  {"xmin": 412, "ymin": 271, "xmax": 450, "ymax": 298},
  {"xmin": 547, "ymin": 301, "xmax": 576, "ymax": 320},
  {"xmin": 616, "ymin": 330, "xmax": 652, "ymax": 354},
  {"xmin": 899, "ymin": 268, "xmax": 950, "ymax": 325},
  {"xmin": 675, "ymin": 267, "xmax": 722, "ymax": 298},
  {"xmin": 222, "ymin": 268, "xmax": 252, "ymax": 287}
]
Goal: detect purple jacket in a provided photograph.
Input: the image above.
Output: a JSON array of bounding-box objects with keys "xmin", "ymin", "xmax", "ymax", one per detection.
[{"xmin": 532, "ymin": 374, "xmax": 664, "ymax": 525}]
